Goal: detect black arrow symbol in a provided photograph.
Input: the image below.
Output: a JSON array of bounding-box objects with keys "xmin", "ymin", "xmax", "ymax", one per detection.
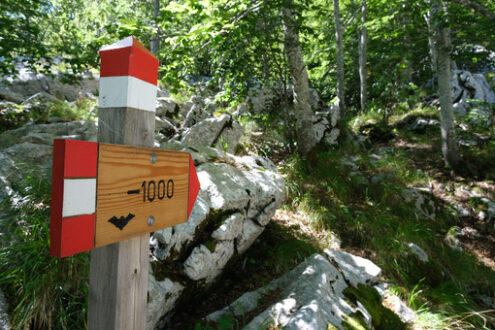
[{"xmin": 108, "ymin": 213, "xmax": 135, "ymax": 230}]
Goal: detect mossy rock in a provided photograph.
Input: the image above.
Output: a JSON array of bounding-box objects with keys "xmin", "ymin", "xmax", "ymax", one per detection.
[{"xmin": 343, "ymin": 284, "xmax": 405, "ymax": 330}]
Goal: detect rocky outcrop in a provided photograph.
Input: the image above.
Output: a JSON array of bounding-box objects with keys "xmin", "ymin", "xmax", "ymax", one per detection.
[
  {"xmin": 0, "ymin": 119, "xmax": 284, "ymax": 330},
  {"xmin": 147, "ymin": 142, "xmax": 284, "ymax": 329},
  {"xmin": 0, "ymin": 72, "xmax": 99, "ymax": 102},
  {"xmin": 206, "ymin": 252, "xmax": 408, "ymax": 329},
  {"xmin": 176, "ymin": 114, "xmax": 243, "ymax": 154},
  {"xmin": 450, "ymin": 70, "xmax": 495, "ymax": 126}
]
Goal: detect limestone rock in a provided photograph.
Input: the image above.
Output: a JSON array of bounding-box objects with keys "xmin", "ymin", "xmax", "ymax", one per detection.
[
  {"xmin": 211, "ymin": 213, "xmax": 244, "ymax": 241},
  {"xmin": 183, "ymin": 241, "xmax": 235, "ymax": 282},
  {"xmin": 146, "ymin": 274, "xmax": 184, "ymax": 330},
  {"xmin": 404, "ymin": 242, "xmax": 429, "ymax": 262},
  {"xmin": 181, "ymin": 114, "xmax": 243, "ymax": 154},
  {"xmin": 400, "ymin": 187, "xmax": 436, "ymax": 220},
  {"xmin": 207, "ymin": 254, "xmax": 370, "ymax": 329},
  {"xmin": 236, "ymin": 219, "xmax": 265, "ymax": 254},
  {"xmin": 152, "ymin": 195, "xmax": 210, "ymax": 261},
  {"xmin": 324, "ymin": 249, "xmax": 382, "ymax": 287},
  {"xmin": 155, "ymin": 117, "xmax": 177, "ymax": 137},
  {"xmin": 156, "ymin": 97, "xmax": 179, "ymax": 118}
]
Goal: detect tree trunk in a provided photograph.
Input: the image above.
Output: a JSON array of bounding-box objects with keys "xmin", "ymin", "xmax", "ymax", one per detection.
[
  {"xmin": 282, "ymin": 0, "xmax": 315, "ymax": 158},
  {"xmin": 150, "ymin": 0, "xmax": 160, "ymax": 56},
  {"xmin": 424, "ymin": 3, "xmax": 437, "ymax": 73},
  {"xmin": 359, "ymin": 0, "xmax": 367, "ymax": 112},
  {"xmin": 432, "ymin": 0, "xmax": 463, "ymax": 169},
  {"xmin": 334, "ymin": 0, "xmax": 345, "ymax": 117}
]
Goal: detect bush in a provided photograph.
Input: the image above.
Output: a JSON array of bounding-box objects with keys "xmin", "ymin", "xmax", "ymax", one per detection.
[{"xmin": 0, "ymin": 171, "xmax": 89, "ymax": 329}]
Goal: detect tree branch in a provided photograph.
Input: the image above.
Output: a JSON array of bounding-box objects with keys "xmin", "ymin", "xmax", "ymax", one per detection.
[{"xmin": 446, "ymin": 0, "xmax": 495, "ymax": 23}]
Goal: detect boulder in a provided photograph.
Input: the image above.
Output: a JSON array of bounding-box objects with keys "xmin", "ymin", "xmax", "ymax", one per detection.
[
  {"xmin": 0, "ymin": 120, "xmax": 285, "ymax": 330},
  {"xmin": 184, "ymin": 102, "xmax": 212, "ymax": 128},
  {"xmin": 450, "ymin": 70, "xmax": 495, "ymax": 126},
  {"xmin": 400, "ymin": 187, "xmax": 436, "ymax": 220},
  {"xmin": 156, "ymin": 97, "xmax": 179, "ymax": 118},
  {"xmin": 324, "ymin": 249, "xmax": 382, "ymax": 287},
  {"xmin": 0, "ymin": 72, "xmax": 99, "ymax": 101},
  {"xmin": 180, "ymin": 114, "xmax": 243, "ymax": 154},
  {"xmin": 206, "ymin": 253, "xmax": 404, "ymax": 330},
  {"xmin": 313, "ymin": 108, "xmax": 340, "ymax": 146},
  {"xmin": 155, "ymin": 117, "xmax": 177, "ymax": 137}
]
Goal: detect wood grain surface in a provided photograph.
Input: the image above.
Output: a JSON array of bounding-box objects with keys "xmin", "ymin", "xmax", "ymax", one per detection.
[{"xmin": 95, "ymin": 143, "xmax": 189, "ymax": 247}]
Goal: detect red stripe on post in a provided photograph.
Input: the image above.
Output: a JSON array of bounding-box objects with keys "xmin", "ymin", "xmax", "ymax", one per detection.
[
  {"xmin": 59, "ymin": 215, "xmax": 96, "ymax": 257},
  {"xmin": 187, "ymin": 155, "xmax": 200, "ymax": 219},
  {"xmin": 63, "ymin": 139, "xmax": 98, "ymax": 178},
  {"xmin": 100, "ymin": 46, "xmax": 159, "ymax": 86}
]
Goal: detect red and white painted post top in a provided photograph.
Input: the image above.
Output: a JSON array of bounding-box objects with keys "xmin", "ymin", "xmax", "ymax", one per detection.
[
  {"xmin": 50, "ymin": 37, "xmax": 201, "ymax": 258},
  {"xmin": 99, "ymin": 36, "xmax": 159, "ymax": 112}
]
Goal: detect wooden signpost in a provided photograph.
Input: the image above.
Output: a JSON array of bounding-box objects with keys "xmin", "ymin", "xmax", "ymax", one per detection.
[
  {"xmin": 49, "ymin": 36, "xmax": 200, "ymax": 329},
  {"xmin": 50, "ymin": 140, "xmax": 199, "ymax": 257}
]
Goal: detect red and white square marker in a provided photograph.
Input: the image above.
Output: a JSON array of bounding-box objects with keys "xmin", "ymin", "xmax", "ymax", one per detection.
[{"xmin": 50, "ymin": 139, "xmax": 98, "ymax": 258}]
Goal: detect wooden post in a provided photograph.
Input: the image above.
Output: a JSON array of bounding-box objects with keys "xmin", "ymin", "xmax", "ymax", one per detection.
[{"xmin": 88, "ymin": 37, "xmax": 159, "ymax": 330}]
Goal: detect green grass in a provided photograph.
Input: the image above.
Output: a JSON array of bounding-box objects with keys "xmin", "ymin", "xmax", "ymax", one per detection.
[
  {"xmin": 281, "ymin": 130, "xmax": 495, "ymax": 329},
  {"xmin": 0, "ymin": 97, "xmax": 97, "ymax": 133},
  {"xmin": 0, "ymin": 170, "xmax": 89, "ymax": 330}
]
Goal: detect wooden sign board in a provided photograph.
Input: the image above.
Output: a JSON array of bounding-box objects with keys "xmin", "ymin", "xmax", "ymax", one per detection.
[{"xmin": 50, "ymin": 139, "xmax": 200, "ymax": 258}]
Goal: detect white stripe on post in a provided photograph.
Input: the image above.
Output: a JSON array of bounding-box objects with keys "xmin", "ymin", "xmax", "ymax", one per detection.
[
  {"xmin": 98, "ymin": 76, "xmax": 157, "ymax": 112},
  {"xmin": 62, "ymin": 178, "xmax": 97, "ymax": 217}
]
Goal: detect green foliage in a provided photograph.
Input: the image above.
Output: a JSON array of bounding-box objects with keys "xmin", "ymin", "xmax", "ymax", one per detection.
[
  {"xmin": 281, "ymin": 123, "xmax": 495, "ymax": 328},
  {"xmin": 0, "ymin": 170, "xmax": 89, "ymax": 330},
  {"xmin": 0, "ymin": 0, "xmax": 51, "ymax": 75},
  {"xmin": 0, "ymin": 97, "xmax": 96, "ymax": 133}
]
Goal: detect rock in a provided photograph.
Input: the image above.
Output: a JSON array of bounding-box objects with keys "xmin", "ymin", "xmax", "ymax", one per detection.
[
  {"xmin": 146, "ymin": 274, "xmax": 184, "ymax": 330},
  {"xmin": 236, "ymin": 219, "xmax": 265, "ymax": 254},
  {"xmin": 183, "ymin": 241, "xmax": 235, "ymax": 282},
  {"xmin": 400, "ymin": 187, "xmax": 436, "ymax": 220},
  {"xmin": 152, "ymin": 195, "xmax": 210, "ymax": 261},
  {"xmin": 147, "ymin": 149, "xmax": 284, "ymax": 328},
  {"xmin": 184, "ymin": 102, "xmax": 211, "ymax": 128},
  {"xmin": 0, "ymin": 289, "xmax": 9, "ymax": 330},
  {"xmin": 207, "ymin": 253, "xmax": 404, "ymax": 330},
  {"xmin": 155, "ymin": 117, "xmax": 177, "ymax": 137},
  {"xmin": 313, "ymin": 110, "xmax": 340, "ymax": 146},
  {"xmin": 450, "ymin": 70, "xmax": 495, "ymax": 126},
  {"xmin": 211, "ymin": 212, "xmax": 244, "ymax": 241},
  {"xmin": 0, "ymin": 72, "xmax": 99, "ymax": 101},
  {"xmin": 207, "ymin": 254, "xmax": 358, "ymax": 329},
  {"xmin": 181, "ymin": 114, "xmax": 243, "ymax": 154},
  {"xmin": 156, "ymin": 97, "xmax": 179, "ymax": 118},
  {"xmin": 397, "ymin": 116, "xmax": 439, "ymax": 133},
  {"xmin": 324, "ymin": 249, "xmax": 382, "ymax": 287},
  {"xmin": 180, "ymin": 95, "xmax": 204, "ymax": 119},
  {"xmin": 0, "ymin": 89, "xmax": 24, "ymax": 103},
  {"xmin": 404, "ymin": 242, "xmax": 429, "ymax": 262},
  {"xmin": 385, "ymin": 295, "xmax": 416, "ymax": 324}
]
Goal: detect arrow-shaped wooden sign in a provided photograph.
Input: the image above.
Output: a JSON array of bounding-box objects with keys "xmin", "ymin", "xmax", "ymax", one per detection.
[{"xmin": 50, "ymin": 139, "xmax": 200, "ymax": 258}]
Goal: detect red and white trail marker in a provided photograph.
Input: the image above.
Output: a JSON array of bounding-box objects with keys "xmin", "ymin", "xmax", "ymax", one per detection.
[
  {"xmin": 99, "ymin": 36, "xmax": 159, "ymax": 112},
  {"xmin": 50, "ymin": 37, "xmax": 200, "ymax": 258},
  {"xmin": 50, "ymin": 140, "xmax": 201, "ymax": 258}
]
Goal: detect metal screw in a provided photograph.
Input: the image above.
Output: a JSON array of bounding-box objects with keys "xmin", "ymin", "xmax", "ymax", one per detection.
[
  {"xmin": 150, "ymin": 153, "xmax": 157, "ymax": 164},
  {"xmin": 148, "ymin": 216, "xmax": 155, "ymax": 226}
]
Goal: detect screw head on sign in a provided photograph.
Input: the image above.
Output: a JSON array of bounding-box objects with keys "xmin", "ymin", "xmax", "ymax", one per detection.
[
  {"xmin": 150, "ymin": 153, "xmax": 157, "ymax": 164},
  {"xmin": 148, "ymin": 216, "xmax": 155, "ymax": 226}
]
